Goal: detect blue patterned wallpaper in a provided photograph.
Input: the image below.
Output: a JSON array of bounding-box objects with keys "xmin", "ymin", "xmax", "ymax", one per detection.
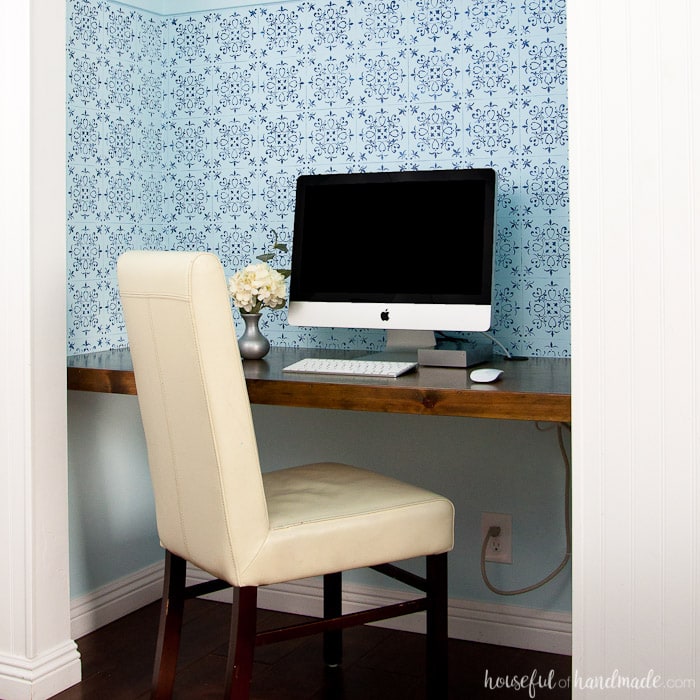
[{"xmin": 66, "ymin": 0, "xmax": 569, "ymax": 357}]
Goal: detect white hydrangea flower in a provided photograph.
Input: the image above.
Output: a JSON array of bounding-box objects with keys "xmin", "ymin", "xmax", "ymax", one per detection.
[{"xmin": 228, "ymin": 262, "xmax": 287, "ymax": 314}]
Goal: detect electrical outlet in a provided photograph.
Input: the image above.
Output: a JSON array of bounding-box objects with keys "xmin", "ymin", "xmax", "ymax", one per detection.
[{"xmin": 481, "ymin": 512, "xmax": 512, "ymax": 564}]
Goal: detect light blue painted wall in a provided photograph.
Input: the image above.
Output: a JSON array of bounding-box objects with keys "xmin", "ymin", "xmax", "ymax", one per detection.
[
  {"xmin": 68, "ymin": 391, "xmax": 571, "ymax": 611},
  {"xmin": 66, "ymin": 0, "xmax": 571, "ymax": 615},
  {"xmin": 67, "ymin": 392, "xmax": 163, "ymax": 591}
]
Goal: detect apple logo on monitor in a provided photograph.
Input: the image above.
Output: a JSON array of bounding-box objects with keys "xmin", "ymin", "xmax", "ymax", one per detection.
[{"xmin": 380, "ymin": 309, "xmax": 390, "ymax": 321}]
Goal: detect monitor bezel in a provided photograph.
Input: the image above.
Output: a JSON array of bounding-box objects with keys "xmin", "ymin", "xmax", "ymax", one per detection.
[{"xmin": 287, "ymin": 168, "xmax": 497, "ymax": 335}]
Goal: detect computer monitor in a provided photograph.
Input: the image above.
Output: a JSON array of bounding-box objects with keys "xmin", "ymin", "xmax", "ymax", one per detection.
[{"xmin": 287, "ymin": 168, "xmax": 497, "ymax": 356}]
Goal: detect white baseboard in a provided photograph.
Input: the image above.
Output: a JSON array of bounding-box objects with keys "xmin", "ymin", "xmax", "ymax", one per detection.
[
  {"xmin": 70, "ymin": 562, "xmax": 164, "ymax": 639},
  {"xmin": 0, "ymin": 642, "xmax": 81, "ymax": 700},
  {"xmin": 70, "ymin": 562, "xmax": 571, "ymax": 656}
]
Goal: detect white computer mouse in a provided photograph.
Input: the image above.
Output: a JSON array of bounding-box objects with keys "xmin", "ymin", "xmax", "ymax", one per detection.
[{"xmin": 469, "ymin": 367, "xmax": 504, "ymax": 383}]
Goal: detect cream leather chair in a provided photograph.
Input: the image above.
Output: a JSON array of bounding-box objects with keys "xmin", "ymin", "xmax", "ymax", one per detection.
[{"xmin": 117, "ymin": 250, "xmax": 455, "ymax": 699}]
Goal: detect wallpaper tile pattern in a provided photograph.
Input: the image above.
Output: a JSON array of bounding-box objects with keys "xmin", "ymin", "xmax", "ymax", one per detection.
[{"xmin": 66, "ymin": 0, "xmax": 569, "ymax": 357}]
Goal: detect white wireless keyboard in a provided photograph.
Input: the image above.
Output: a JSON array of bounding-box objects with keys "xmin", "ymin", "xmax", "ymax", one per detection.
[{"xmin": 283, "ymin": 357, "xmax": 417, "ymax": 378}]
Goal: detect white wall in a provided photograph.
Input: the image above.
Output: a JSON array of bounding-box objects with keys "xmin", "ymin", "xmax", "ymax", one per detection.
[
  {"xmin": 569, "ymin": 0, "xmax": 699, "ymax": 696},
  {"xmin": 0, "ymin": 2, "xmax": 81, "ymax": 699}
]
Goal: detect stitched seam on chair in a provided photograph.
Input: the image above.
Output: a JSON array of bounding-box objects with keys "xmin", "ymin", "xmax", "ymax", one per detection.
[
  {"xmin": 239, "ymin": 531, "xmax": 273, "ymax": 578},
  {"xmin": 268, "ymin": 497, "xmax": 451, "ymax": 530},
  {"xmin": 121, "ymin": 291, "xmax": 190, "ymax": 301},
  {"xmin": 147, "ymin": 295, "xmax": 191, "ymax": 562}
]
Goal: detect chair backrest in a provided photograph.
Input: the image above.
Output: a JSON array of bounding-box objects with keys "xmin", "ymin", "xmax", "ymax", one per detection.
[{"xmin": 117, "ymin": 250, "xmax": 269, "ymax": 585}]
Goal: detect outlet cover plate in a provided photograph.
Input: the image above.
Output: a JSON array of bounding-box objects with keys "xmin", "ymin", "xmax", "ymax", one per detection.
[{"xmin": 481, "ymin": 512, "xmax": 512, "ymax": 564}]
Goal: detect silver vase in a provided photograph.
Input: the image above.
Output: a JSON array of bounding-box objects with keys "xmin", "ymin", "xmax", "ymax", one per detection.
[{"xmin": 238, "ymin": 313, "xmax": 270, "ymax": 360}]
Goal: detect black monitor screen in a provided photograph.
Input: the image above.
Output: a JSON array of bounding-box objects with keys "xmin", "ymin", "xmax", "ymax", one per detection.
[{"xmin": 290, "ymin": 169, "xmax": 496, "ymax": 305}]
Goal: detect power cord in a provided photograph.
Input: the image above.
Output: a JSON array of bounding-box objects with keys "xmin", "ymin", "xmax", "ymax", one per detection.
[
  {"xmin": 434, "ymin": 330, "xmax": 528, "ymax": 361},
  {"xmin": 480, "ymin": 331, "xmax": 517, "ymax": 360},
  {"xmin": 480, "ymin": 422, "xmax": 571, "ymax": 596}
]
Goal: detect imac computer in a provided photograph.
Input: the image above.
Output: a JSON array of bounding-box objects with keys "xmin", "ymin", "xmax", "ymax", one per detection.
[{"xmin": 287, "ymin": 168, "xmax": 497, "ymax": 362}]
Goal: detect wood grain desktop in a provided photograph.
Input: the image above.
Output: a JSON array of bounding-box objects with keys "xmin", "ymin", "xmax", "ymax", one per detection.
[{"xmin": 67, "ymin": 347, "xmax": 570, "ymax": 423}]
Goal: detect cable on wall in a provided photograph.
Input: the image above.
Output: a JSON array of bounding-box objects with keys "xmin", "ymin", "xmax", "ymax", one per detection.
[
  {"xmin": 434, "ymin": 330, "xmax": 529, "ymax": 361},
  {"xmin": 480, "ymin": 422, "xmax": 572, "ymax": 596}
]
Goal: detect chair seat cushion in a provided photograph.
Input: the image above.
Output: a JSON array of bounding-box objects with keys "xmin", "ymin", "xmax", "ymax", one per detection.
[{"xmin": 239, "ymin": 463, "xmax": 454, "ymax": 586}]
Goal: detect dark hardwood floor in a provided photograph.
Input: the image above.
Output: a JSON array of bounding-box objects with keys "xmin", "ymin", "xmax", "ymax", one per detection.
[{"xmin": 51, "ymin": 599, "xmax": 571, "ymax": 699}]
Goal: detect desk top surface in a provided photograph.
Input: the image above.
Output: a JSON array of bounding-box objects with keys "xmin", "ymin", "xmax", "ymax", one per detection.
[{"xmin": 67, "ymin": 346, "xmax": 571, "ymax": 422}]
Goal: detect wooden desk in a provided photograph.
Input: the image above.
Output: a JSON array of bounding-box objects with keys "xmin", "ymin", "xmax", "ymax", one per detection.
[{"xmin": 67, "ymin": 347, "xmax": 570, "ymax": 423}]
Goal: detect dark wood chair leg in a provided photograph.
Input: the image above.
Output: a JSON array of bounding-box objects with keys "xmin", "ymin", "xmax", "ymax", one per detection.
[
  {"xmin": 425, "ymin": 552, "xmax": 448, "ymax": 699},
  {"xmin": 224, "ymin": 585, "xmax": 258, "ymax": 700},
  {"xmin": 323, "ymin": 572, "xmax": 343, "ymax": 667},
  {"xmin": 151, "ymin": 550, "xmax": 187, "ymax": 700},
  {"xmin": 151, "ymin": 553, "xmax": 446, "ymax": 698}
]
